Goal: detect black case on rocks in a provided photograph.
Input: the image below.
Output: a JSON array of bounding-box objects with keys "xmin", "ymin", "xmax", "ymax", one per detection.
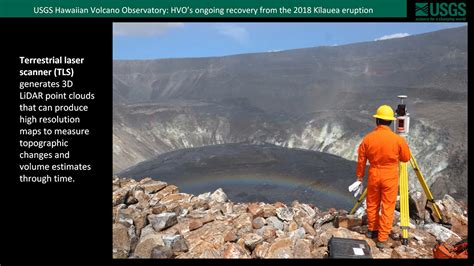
[{"xmin": 328, "ymin": 236, "xmax": 373, "ymax": 258}]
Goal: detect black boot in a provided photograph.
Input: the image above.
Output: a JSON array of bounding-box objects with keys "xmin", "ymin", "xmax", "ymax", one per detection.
[
  {"xmin": 376, "ymin": 240, "xmax": 387, "ymax": 249},
  {"xmin": 366, "ymin": 230, "xmax": 378, "ymax": 239}
]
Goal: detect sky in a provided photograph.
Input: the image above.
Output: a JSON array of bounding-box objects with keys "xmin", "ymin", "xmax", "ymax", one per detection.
[{"xmin": 113, "ymin": 23, "xmax": 466, "ymax": 60}]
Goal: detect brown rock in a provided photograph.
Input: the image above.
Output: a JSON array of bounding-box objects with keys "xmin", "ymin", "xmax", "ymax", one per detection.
[
  {"xmin": 160, "ymin": 193, "xmax": 191, "ymax": 204},
  {"xmin": 448, "ymin": 213, "xmax": 468, "ymax": 238},
  {"xmin": 224, "ymin": 231, "xmax": 238, "ymax": 242},
  {"xmin": 152, "ymin": 204, "xmax": 167, "ymax": 214},
  {"xmin": 253, "ymin": 242, "xmax": 270, "ymax": 258},
  {"xmin": 318, "ymin": 227, "xmax": 366, "ymax": 247},
  {"xmin": 119, "ymin": 178, "xmax": 137, "ymax": 188},
  {"xmin": 302, "ymin": 222, "xmax": 316, "ymax": 236},
  {"xmin": 236, "ymin": 238, "xmax": 246, "ymax": 249},
  {"xmin": 202, "ymin": 213, "xmax": 215, "ymax": 224},
  {"xmin": 133, "ymin": 212, "xmax": 148, "ymax": 237},
  {"xmin": 311, "ymin": 247, "xmax": 328, "ymax": 258},
  {"xmin": 187, "ymin": 209, "xmax": 208, "ymax": 219},
  {"xmin": 391, "ymin": 245, "xmax": 425, "ymax": 258},
  {"xmin": 189, "ymin": 219, "xmax": 204, "ymax": 231},
  {"xmin": 293, "ymin": 203, "xmax": 316, "ymax": 226},
  {"xmin": 274, "ymin": 202, "xmax": 285, "ymax": 208},
  {"xmin": 275, "ymin": 229, "xmax": 286, "ymax": 238},
  {"xmin": 132, "ymin": 188, "xmax": 149, "ymax": 207},
  {"xmin": 256, "ymin": 226, "xmax": 277, "ymax": 242},
  {"xmin": 113, "ymin": 223, "xmax": 130, "ymax": 258},
  {"xmin": 141, "ymin": 180, "xmax": 167, "ymax": 194},
  {"xmin": 288, "ymin": 221, "xmax": 298, "ymax": 232},
  {"xmin": 242, "ymin": 233, "xmax": 264, "ymax": 250},
  {"xmin": 248, "ymin": 203, "xmax": 264, "ymax": 217},
  {"xmin": 293, "ymin": 239, "xmax": 312, "ymax": 258},
  {"xmin": 439, "ymin": 194, "xmax": 466, "ymax": 217},
  {"xmin": 149, "ymin": 185, "xmax": 179, "ymax": 206},
  {"xmin": 222, "ymin": 202, "xmax": 234, "ymax": 215},
  {"xmin": 262, "ymin": 204, "xmax": 277, "ymax": 218},
  {"xmin": 125, "ymin": 194, "xmax": 139, "ymax": 205},
  {"xmin": 266, "ymin": 238, "xmax": 293, "ymax": 258},
  {"xmin": 234, "ymin": 213, "xmax": 253, "ymax": 236},
  {"xmin": 333, "ymin": 215, "xmax": 363, "ymax": 230},
  {"xmin": 222, "ymin": 243, "xmax": 251, "ymax": 258},
  {"xmin": 200, "ymin": 248, "xmax": 221, "ymax": 258},
  {"xmin": 252, "ymin": 217, "xmax": 266, "ymax": 229},
  {"xmin": 184, "ymin": 220, "xmax": 231, "ymax": 257},
  {"xmin": 312, "ymin": 233, "xmax": 325, "ymax": 248},
  {"xmin": 113, "ymin": 187, "xmax": 131, "ymax": 206},
  {"xmin": 138, "ymin": 177, "xmax": 153, "ymax": 184},
  {"xmin": 133, "ymin": 233, "xmax": 164, "ymax": 258},
  {"xmin": 232, "ymin": 203, "xmax": 249, "ymax": 214}
]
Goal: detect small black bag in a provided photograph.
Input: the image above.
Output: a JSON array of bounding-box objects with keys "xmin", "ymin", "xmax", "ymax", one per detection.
[{"xmin": 328, "ymin": 236, "xmax": 372, "ymax": 258}]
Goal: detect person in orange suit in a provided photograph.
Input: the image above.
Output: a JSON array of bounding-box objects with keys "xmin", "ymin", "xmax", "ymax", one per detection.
[{"xmin": 354, "ymin": 105, "xmax": 411, "ymax": 249}]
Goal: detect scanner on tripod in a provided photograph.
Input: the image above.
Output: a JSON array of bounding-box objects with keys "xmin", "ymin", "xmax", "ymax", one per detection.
[{"xmin": 395, "ymin": 95, "xmax": 410, "ymax": 134}]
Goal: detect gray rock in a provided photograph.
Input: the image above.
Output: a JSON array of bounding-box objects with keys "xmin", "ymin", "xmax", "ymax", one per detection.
[
  {"xmin": 140, "ymin": 224, "xmax": 156, "ymax": 238},
  {"xmin": 148, "ymin": 212, "xmax": 178, "ymax": 232},
  {"xmin": 276, "ymin": 207, "xmax": 294, "ymax": 222},
  {"xmin": 162, "ymin": 234, "xmax": 189, "ymax": 252},
  {"xmin": 424, "ymin": 223, "xmax": 461, "ymax": 242},
  {"xmin": 210, "ymin": 188, "xmax": 228, "ymax": 203},
  {"xmin": 288, "ymin": 227, "xmax": 306, "ymax": 239},
  {"xmin": 266, "ymin": 216, "xmax": 284, "ymax": 231},
  {"xmin": 197, "ymin": 192, "xmax": 211, "ymax": 202},
  {"xmin": 151, "ymin": 245, "xmax": 174, "ymax": 258},
  {"xmin": 314, "ymin": 212, "xmax": 336, "ymax": 228}
]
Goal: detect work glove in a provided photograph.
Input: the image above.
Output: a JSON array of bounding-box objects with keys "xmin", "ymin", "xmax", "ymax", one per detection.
[{"xmin": 348, "ymin": 180, "xmax": 363, "ymax": 198}]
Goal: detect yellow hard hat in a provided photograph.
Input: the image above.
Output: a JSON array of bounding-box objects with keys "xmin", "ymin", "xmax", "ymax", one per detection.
[{"xmin": 373, "ymin": 105, "xmax": 396, "ymax": 121}]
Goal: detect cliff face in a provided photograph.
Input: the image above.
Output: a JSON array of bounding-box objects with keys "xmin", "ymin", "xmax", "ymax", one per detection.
[
  {"xmin": 113, "ymin": 26, "xmax": 467, "ymax": 201},
  {"xmin": 112, "ymin": 177, "xmax": 468, "ymax": 259}
]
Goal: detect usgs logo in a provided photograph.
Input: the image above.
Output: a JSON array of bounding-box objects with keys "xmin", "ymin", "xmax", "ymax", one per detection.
[{"xmin": 416, "ymin": 2, "xmax": 466, "ymax": 17}]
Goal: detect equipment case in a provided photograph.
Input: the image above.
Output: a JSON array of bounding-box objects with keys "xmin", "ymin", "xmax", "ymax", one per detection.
[{"xmin": 328, "ymin": 236, "xmax": 372, "ymax": 258}]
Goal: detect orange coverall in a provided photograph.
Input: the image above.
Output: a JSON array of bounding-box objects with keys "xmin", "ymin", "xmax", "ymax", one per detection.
[{"xmin": 356, "ymin": 125, "xmax": 411, "ymax": 242}]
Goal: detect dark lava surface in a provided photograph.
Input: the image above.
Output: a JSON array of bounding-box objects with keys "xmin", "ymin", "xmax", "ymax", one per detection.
[{"xmin": 118, "ymin": 143, "xmax": 359, "ymax": 210}]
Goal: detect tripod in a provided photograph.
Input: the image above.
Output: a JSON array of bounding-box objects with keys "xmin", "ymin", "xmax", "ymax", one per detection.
[
  {"xmin": 350, "ymin": 96, "xmax": 448, "ymax": 246},
  {"xmin": 350, "ymin": 155, "xmax": 445, "ymax": 245}
]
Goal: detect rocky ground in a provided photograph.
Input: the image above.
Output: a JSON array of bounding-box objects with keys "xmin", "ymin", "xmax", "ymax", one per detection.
[{"xmin": 113, "ymin": 177, "xmax": 468, "ymax": 259}]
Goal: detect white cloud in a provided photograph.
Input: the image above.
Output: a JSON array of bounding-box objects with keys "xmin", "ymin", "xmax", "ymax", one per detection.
[
  {"xmin": 113, "ymin": 23, "xmax": 184, "ymax": 37},
  {"xmin": 214, "ymin": 24, "xmax": 249, "ymax": 44},
  {"xmin": 375, "ymin": 33, "xmax": 410, "ymax": 41}
]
